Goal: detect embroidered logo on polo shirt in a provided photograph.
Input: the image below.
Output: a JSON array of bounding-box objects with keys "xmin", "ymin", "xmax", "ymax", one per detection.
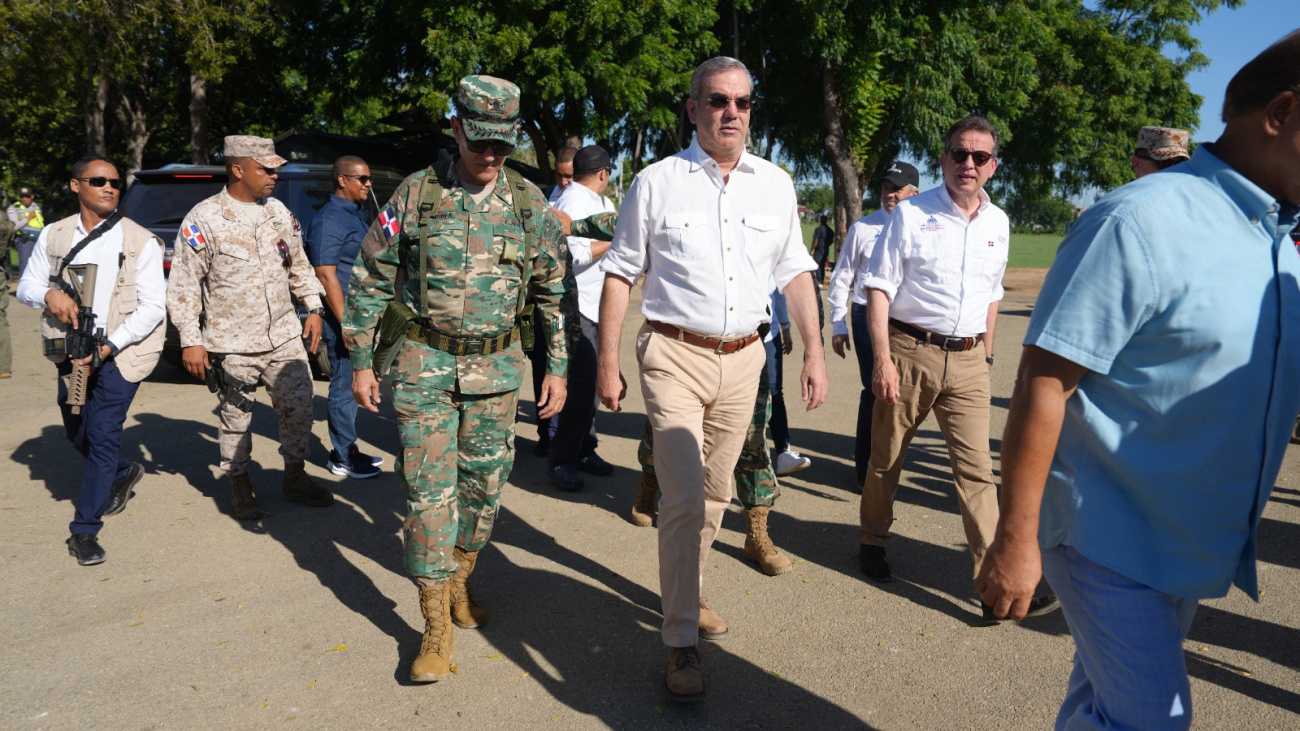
[{"xmin": 921, "ymin": 215, "xmax": 943, "ymax": 232}]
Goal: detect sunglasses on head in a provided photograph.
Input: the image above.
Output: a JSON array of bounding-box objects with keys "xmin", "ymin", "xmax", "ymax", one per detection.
[
  {"xmin": 947, "ymin": 148, "xmax": 995, "ymax": 167},
  {"xmin": 704, "ymin": 94, "xmax": 752, "ymax": 111},
  {"xmin": 276, "ymin": 240, "xmax": 291, "ymax": 269},
  {"xmin": 74, "ymin": 176, "xmax": 124, "ymax": 190},
  {"xmin": 466, "ymin": 139, "xmax": 515, "ymax": 157},
  {"xmin": 342, "ymin": 174, "xmax": 372, "ymax": 184}
]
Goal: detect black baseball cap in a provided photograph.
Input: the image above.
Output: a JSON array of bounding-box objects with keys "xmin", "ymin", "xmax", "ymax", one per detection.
[
  {"xmin": 18, "ymin": 185, "xmax": 34, "ymax": 197},
  {"xmin": 573, "ymin": 145, "xmax": 611, "ymax": 173},
  {"xmin": 877, "ymin": 161, "xmax": 919, "ymax": 189}
]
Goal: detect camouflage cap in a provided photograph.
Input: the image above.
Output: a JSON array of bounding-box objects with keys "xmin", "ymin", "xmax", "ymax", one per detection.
[
  {"xmin": 1135, "ymin": 126, "xmax": 1190, "ymax": 162},
  {"xmin": 223, "ymin": 135, "xmax": 287, "ymax": 168},
  {"xmin": 455, "ymin": 75, "xmax": 520, "ymax": 145}
]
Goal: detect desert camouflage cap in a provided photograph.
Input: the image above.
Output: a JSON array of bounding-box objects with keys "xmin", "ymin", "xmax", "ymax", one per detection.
[
  {"xmin": 455, "ymin": 75, "xmax": 520, "ymax": 146},
  {"xmin": 1135, "ymin": 126, "xmax": 1190, "ymax": 162},
  {"xmin": 223, "ymin": 135, "xmax": 287, "ymax": 168}
]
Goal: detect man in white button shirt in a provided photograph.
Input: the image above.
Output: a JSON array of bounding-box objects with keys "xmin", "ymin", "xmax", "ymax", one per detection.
[
  {"xmin": 597, "ymin": 56, "xmax": 827, "ymax": 702},
  {"xmin": 859, "ymin": 115, "xmax": 1058, "ymax": 624},
  {"xmin": 827, "ymin": 161, "xmax": 920, "ymax": 488},
  {"xmin": 18, "ymin": 155, "xmax": 166, "ymax": 566},
  {"xmin": 548, "ymin": 144, "xmax": 617, "ymax": 490}
]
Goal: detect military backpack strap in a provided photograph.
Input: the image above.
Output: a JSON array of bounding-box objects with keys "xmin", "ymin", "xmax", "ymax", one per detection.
[
  {"xmin": 414, "ymin": 161, "xmax": 452, "ymax": 320},
  {"xmin": 503, "ymin": 166, "xmax": 537, "ymax": 315}
]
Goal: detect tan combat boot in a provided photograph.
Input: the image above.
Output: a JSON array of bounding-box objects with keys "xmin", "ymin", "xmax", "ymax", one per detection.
[
  {"xmin": 743, "ymin": 506, "xmax": 793, "ymax": 576},
  {"xmin": 229, "ymin": 472, "xmax": 262, "ymax": 521},
  {"xmin": 411, "ymin": 580, "xmax": 455, "ymax": 682},
  {"xmin": 282, "ymin": 461, "xmax": 334, "ymax": 507},
  {"xmin": 629, "ymin": 473, "xmax": 659, "ymax": 527},
  {"xmin": 449, "ymin": 547, "xmax": 488, "ymax": 629}
]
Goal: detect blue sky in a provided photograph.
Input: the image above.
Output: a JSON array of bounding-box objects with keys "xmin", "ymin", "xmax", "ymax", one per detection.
[{"xmin": 1185, "ymin": 1, "xmax": 1297, "ymax": 142}]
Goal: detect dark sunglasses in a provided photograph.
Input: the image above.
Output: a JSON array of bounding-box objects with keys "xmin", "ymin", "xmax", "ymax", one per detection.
[
  {"xmin": 947, "ymin": 148, "xmax": 995, "ymax": 167},
  {"xmin": 276, "ymin": 240, "xmax": 291, "ymax": 269},
  {"xmin": 466, "ymin": 139, "xmax": 515, "ymax": 156},
  {"xmin": 342, "ymin": 174, "xmax": 372, "ymax": 184},
  {"xmin": 705, "ymin": 94, "xmax": 752, "ymax": 111},
  {"xmin": 74, "ymin": 176, "xmax": 124, "ymax": 190}
]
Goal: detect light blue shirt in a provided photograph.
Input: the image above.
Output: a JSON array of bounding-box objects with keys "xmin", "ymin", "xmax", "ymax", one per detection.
[{"xmin": 1026, "ymin": 145, "xmax": 1300, "ymax": 600}]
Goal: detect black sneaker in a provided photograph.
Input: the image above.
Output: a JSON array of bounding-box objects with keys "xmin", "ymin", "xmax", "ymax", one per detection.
[
  {"xmin": 67, "ymin": 533, "xmax": 106, "ymax": 566},
  {"xmin": 548, "ymin": 464, "xmax": 584, "ymax": 491},
  {"xmin": 576, "ymin": 453, "xmax": 614, "ymax": 476},
  {"xmin": 327, "ymin": 447, "xmax": 381, "ymax": 479},
  {"xmin": 980, "ymin": 593, "xmax": 1062, "ymax": 625},
  {"xmin": 859, "ymin": 545, "xmax": 891, "ymax": 583},
  {"xmin": 104, "ymin": 462, "xmax": 144, "ymax": 516}
]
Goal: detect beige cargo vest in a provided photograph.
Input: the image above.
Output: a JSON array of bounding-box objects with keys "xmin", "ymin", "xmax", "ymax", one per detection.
[{"xmin": 41, "ymin": 215, "xmax": 165, "ymax": 383}]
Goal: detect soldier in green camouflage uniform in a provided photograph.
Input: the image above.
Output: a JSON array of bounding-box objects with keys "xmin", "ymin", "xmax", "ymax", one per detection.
[{"xmin": 342, "ymin": 75, "xmax": 571, "ymax": 684}]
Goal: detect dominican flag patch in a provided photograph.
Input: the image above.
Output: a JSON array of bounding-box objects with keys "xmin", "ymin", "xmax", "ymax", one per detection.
[
  {"xmin": 183, "ymin": 224, "xmax": 205, "ymax": 249},
  {"xmin": 378, "ymin": 207, "xmax": 400, "ymax": 238}
]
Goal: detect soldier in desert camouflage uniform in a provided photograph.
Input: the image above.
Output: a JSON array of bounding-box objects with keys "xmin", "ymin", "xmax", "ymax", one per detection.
[
  {"xmin": 166, "ymin": 135, "xmax": 334, "ymax": 521},
  {"xmin": 342, "ymin": 75, "xmax": 571, "ymax": 684}
]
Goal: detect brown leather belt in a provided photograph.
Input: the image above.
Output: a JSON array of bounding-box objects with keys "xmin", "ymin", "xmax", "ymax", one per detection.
[
  {"xmin": 889, "ymin": 318, "xmax": 981, "ymax": 352},
  {"xmin": 647, "ymin": 320, "xmax": 759, "ymax": 354},
  {"xmin": 408, "ymin": 321, "xmax": 519, "ymax": 356}
]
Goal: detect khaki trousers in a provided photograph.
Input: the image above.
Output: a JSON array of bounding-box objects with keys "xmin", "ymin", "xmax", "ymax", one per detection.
[
  {"xmin": 859, "ymin": 327, "xmax": 999, "ymax": 578},
  {"xmin": 637, "ymin": 323, "xmax": 766, "ymax": 648}
]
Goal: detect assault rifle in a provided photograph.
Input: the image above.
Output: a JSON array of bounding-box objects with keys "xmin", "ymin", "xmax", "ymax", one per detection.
[{"xmin": 47, "ymin": 264, "xmax": 107, "ymax": 414}]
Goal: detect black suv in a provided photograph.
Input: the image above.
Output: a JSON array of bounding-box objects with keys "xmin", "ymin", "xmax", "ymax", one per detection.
[{"xmin": 121, "ymin": 163, "xmax": 405, "ymax": 378}]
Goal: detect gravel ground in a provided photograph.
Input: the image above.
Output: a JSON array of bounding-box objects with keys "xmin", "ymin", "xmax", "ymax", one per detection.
[{"xmin": 1, "ymin": 272, "xmax": 1297, "ymax": 729}]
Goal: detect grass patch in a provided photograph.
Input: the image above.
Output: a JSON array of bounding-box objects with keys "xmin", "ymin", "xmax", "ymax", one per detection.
[{"xmin": 1009, "ymin": 233, "xmax": 1063, "ymax": 269}]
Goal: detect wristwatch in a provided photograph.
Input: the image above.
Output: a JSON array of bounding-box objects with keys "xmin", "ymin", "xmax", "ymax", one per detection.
[
  {"xmin": 106, "ymin": 341, "xmax": 121, "ymax": 359},
  {"xmin": 985, "ymin": 354, "xmax": 995, "ymax": 365},
  {"xmin": 307, "ymin": 307, "xmax": 326, "ymax": 317}
]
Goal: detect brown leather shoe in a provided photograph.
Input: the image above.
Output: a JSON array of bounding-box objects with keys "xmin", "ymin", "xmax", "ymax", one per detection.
[
  {"xmin": 665, "ymin": 645, "xmax": 704, "ymax": 702},
  {"xmin": 697, "ymin": 597, "xmax": 728, "ymax": 640},
  {"xmin": 229, "ymin": 472, "xmax": 263, "ymax": 521}
]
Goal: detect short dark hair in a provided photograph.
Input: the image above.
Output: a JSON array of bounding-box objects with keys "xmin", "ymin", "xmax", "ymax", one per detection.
[
  {"xmin": 574, "ymin": 168, "xmax": 604, "ymax": 183},
  {"xmin": 1222, "ymin": 30, "xmax": 1300, "ymax": 122},
  {"xmin": 331, "ymin": 155, "xmax": 367, "ymax": 190},
  {"xmin": 555, "ymin": 147, "xmax": 578, "ymax": 165},
  {"xmin": 71, "ymin": 154, "xmax": 117, "ymax": 179},
  {"xmin": 943, "ymin": 115, "xmax": 1001, "ymax": 157}
]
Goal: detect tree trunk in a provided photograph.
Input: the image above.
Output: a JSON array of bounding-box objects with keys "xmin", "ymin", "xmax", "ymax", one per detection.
[
  {"xmin": 520, "ymin": 119, "xmax": 552, "ymax": 180},
  {"xmin": 819, "ymin": 64, "xmax": 862, "ymax": 241},
  {"xmin": 189, "ymin": 72, "xmax": 208, "ymax": 164},
  {"xmin": 84, "ymin": 73, "xmax": 109, "ymax": 156},
  {"xmin": 115, "ymin": 82, "xmax": 153, "ymax": 183}
]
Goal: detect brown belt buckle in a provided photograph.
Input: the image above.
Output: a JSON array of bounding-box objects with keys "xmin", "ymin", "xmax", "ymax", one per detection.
[{"xmin": 714, "ymin": 338, "xmax": 731, "ymax": 354}]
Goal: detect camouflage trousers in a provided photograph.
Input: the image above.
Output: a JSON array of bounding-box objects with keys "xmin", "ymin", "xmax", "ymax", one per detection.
[
  {"xmin": 639, "ymin": 367, "xmax": 779, "ymax": 509},
  {"xmin": 392, "ymin": 377, "xmax": 517, "ymax": 581},
  {"xmin": 216, "ymin": 338, "xmax": 313, "ymax": 475}
]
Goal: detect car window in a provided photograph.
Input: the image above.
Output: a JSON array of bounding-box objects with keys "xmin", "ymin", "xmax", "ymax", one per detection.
[
  {"xmin": 276, "ymin": 178, "xmax": 335, "ymax": 226},
  {"xmin": 121, "ymin": 176, "xmax": 225, "ymax": 228}
]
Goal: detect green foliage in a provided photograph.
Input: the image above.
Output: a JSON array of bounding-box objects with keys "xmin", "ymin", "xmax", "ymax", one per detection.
[
  {"xmin": 797, "ymin": 183, "xmax": 834, "ymax": 214},
  {"xmin": 1004, "ymin": 193, "xmax": 1080, "ymax": 235}
]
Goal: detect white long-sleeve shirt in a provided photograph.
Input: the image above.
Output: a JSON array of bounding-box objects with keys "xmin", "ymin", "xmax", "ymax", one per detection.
[
  {"xmin": 553, "ymin": 181, "xmax": 616, "ymax": 322},
  {"xmin": 17, "ymin": 216, "xmax": 166, "ymax": 350},
  {"xmin": 600, "ymin": 138, "xmax": 816, "ymax": 337},
  {"xmin": 827, "ymin": 207, "xmax": 889, "ymax": 336},
  {"xmin": 861, "ymin": 185, "xmax": 1008, "ymax": 337}
]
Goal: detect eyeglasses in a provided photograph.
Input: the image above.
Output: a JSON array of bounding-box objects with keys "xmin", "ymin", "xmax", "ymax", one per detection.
[
  {"xmin": 276, "ymin": 240, "xmax": 291, "ymax": 269},
  {"xmin": 74, "ymin": 177, "xmax": 124, "ymax": 190},
  {"xmin": 466, "ymin": 139, "xmax": 515, "ymax": 157},
  {"xmin": 947, "ymin": 149, "xmax": 995, "ymax": 167},
  {"xmin": 342, "ymin": 174, "xmax": 372, "ymax": 185},
  {"xmin": 704, "ymin": 94, "xmax": 752, "ymax": 111}
]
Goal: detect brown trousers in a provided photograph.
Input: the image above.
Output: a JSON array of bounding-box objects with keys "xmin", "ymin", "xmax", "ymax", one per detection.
[
  {"xmin": 859, "ymin": 327, "xmax": 999, "ymax": 578},
  {"xmin": 637, "ymin": 323, "xmax": 766, "ymax": 648}
]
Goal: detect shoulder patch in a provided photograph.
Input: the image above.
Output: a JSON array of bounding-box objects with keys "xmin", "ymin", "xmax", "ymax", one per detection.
[
  {"xmin": 291, "ymin": 213, "xmax": 301, "ymax": 232},
  {"xmin": 183, "ymin": 224, "xmax": 207, "ymax": 250},
  {"xmin": 378, "ymin": 207, "xmax": 400, "ymax": 239}
]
